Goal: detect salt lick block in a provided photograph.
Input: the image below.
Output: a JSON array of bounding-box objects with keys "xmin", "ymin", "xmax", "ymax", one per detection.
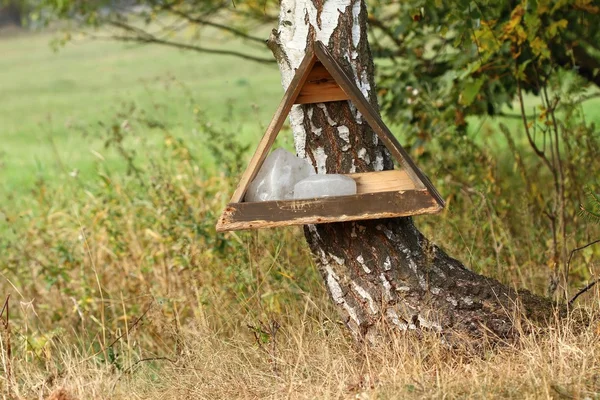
[
  {"xmin": 293, "ymin": 174, "xmax": 357, "ymax": 200},
  {"xmin": 245, "ymin": 148, "xmax": 315, "ymax": 202}
]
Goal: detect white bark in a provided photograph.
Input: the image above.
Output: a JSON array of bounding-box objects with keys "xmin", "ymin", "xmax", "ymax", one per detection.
[{"xmin": 273, "ymin": 0, "xmax": 367, "ymax": 164}]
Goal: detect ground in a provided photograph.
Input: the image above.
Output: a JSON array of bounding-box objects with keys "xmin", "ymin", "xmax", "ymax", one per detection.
[{"xmin": 0, "ymin": 28, "xmax": 599, "ymax": 399}]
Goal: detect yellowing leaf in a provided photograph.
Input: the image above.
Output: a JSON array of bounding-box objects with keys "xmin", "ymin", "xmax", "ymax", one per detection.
[
  {"xmin": 574, "ymin": 0, "xmax": 599, "ymax": 13},
  {"xmin": 556, "ymin": 19, "xmax": 568, "ymax": 28},
  {"xmin": 515, "ymin": 25, "xmax": 527, "ymax": 44},
  {"xmin": 531, "ymin": 36, "xmax": 550, "ymax": 59},
  {"xmin": 537, "ymin": 0, "xmax": 550, "ymax": 15},
  {"xmin": 551, "ymin": 0, "xmax": 571, "ymax": 13},
  {"xmin": 548, "ymin": 19, "xmax": 568, "ymax": 37}
]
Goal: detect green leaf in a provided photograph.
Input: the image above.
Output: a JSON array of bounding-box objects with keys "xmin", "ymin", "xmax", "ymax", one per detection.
[
  {"xmin": 517, "ymin": 59, "xmax": 532, "ymax": 79},
  {"xmin": 459, "ymin": 77, "xmax": 485, "ymax": 106}
]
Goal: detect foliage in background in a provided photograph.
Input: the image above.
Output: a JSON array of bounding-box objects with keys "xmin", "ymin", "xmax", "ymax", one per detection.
[
  {"xmin": 0, "ymin": 1, "xmax": 600, "ymax": 390},
  {"xmin": 0, "ymin": 82, "xmax": 599, "ymax": 398},
  {"xmin": 21, "ymin": 0, "xmax": 600, "ymax": 116},
  {"xmin": 1, "ymin": 0, "xmax": 600, "ymax": 396},
  {"xmin": 371, "ymin": 0, "xmax": 600, "ymax": 298},
  {"xmin": 371, "ymin": 0, "xmax": 600, "ymax": 123},
  {"xmin": 19, "ymin": 0, "xmax": 600, "ymax": 298}
]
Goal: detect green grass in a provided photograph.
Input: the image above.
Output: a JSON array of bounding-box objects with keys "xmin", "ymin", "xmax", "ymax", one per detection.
[{"xmin": 0, "ymin": 29, "xmax": 283, "ymax": 197}]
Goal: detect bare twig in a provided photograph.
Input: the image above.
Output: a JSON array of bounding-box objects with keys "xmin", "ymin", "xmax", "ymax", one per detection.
[
  {"xmin": 0, "ymin": 296, "xmax": 12, "ymax": 397},
  {"xmin": 516, "ymin": 80, "xmax": 555, "ymax": 175},
  {"xmin": 517, "ymin": 74, "xmax": 562, "ymax": 298},
  {"xmin": 571, "ymin": 92, "xmax": 600, "ymax": 106},
  {"xmin": 110, "ymin": 356, "xmax": 177, "ymax": 394},
  {"xmin": 104, "ymin": 21, "xmax": 275, "ymax": 64},
  {"xmin": 248, "ymin": 320, "xmax": 280, "ymax": 376},
  {"xmin": 566, "ymin": 239, "xmax": 600, "ymax": 306},
  {"xmin": 167, "ymin": 8, "xmax": 268, "ymax": 45},
  {"xmin": 0, "ymin": 296, "xmax": 8, "ymax": 321},
  {"xmin": 566, "ymin": 239, "xmax": 600, "ymax": 278},
  {"xmin": 122, "ymin": 356, "xmax": 176, "ymax": 375},
  {"xmin": 79, "ymin": 301, "xmax": 154, "ymax": 364},
  {"xmin": 569, "ymin": 278, "xmax": 600, "ymax": 306},
  {"xmin": 497, "ymin": 112, "xmax": 533, "ymax": 120}
]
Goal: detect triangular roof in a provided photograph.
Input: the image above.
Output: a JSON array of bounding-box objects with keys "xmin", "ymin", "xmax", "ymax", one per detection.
[{"xmin": 217, "ymin": 41, "xmax": 444, "ymax": 232}]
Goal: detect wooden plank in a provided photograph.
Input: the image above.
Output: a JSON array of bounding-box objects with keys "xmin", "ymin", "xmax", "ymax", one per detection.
[
  {"xmin": 216, "ymin": 189, "xmax": 442, "ymax": 232},
  {"xmin": 217, "ymin": 41, "xmax": 445, "ymax": 232},
  {"xmin": 241, "ymin": 170, "xmax": 415, "ymax": 203},
  {"xmin": 229, "ymin": 47, "xmax": 318, "ymax": 203},
  {"xmin": 295, "ymin": 62, "xmax": 349, "ymax": 104},
  {"xmin": 313, "ymin": 41, "xmax": 445, "ymax": 208},
  {"xmin": 345, "ymin": 170, "xmax": 415, "ymax": 194}
]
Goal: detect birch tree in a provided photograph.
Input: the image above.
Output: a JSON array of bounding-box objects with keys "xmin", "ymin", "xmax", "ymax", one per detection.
[{"xmin": 266, "ymin": 0, "xmax": 556, "ymax": 343}]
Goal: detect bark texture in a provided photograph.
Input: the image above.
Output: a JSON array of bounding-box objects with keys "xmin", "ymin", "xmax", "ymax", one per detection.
[{"xmin": 268, "ymin": 0, "xmax": 556, "ymax": 344}]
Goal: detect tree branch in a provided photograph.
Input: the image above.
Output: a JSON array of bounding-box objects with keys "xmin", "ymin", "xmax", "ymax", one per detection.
[
  {"xmin": 569, "ymin": 278, "xmax": 600, "ymax": 306},
  {"xmin": 551, "ymin": 42, "xmax": 600, "ymax": 88},
  {"xmin": 367, "ymin": 15, "xmax": 403, "ymax": 48},
  {"xmin": 166, "ymin": 7, "xmax": 269, "ymax": 46},
  {"xmin": 571, "ymin": 45, "xmax": 600, "ymax": 87},
  {"xmin": 566, "ymin": 239, "xmax": 600, "ymax": 279},
  {"xmin": 106, "ymin": 21, "xmax": 275, "ymax": 64}
]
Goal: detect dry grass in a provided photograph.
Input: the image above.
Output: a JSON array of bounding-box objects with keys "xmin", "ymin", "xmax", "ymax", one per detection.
[
  {"xmin": 143, "ymin": 309, "xmax": 600, "ymax": 400},
  {"xmin": 1, "ymin": 83, "xmax": 599, "ymax": 399},
  {"xmin": 3, "ymin": 296, "xmax": 600, "ymax": 399}
]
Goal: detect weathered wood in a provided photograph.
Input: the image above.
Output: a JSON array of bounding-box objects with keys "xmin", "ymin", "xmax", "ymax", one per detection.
[
  {"xmin": 346, "ymin": 170, "xmax": 415, "ymax": 194},
  {"xmin": 313, "ymin": 42, "xmax": 445, "ymax": 207},
  {"xmin": 230, "ymin": 47, "xmax": 317, "ymax": 203},
  {"xmin": 295, "ymin": 62, "xmax": 349, "ymax": 104},
  {"xmin": 218, "ymin": 41, "xmax": 445, "ymax": 233},
  {"xmin": 242, "ymin": 170, "xmax": 415, "ymax": 202},
  {"xmin": 216, "ymin": 189, "xmax": 441, "ymax": 232}
]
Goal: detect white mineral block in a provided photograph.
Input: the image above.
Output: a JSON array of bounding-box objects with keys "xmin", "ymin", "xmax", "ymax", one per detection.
[
  {"xmin": 245, "ymin": 148, "xmax": 315, "ymax": 202},
  {"xmin": 293, "ymin": 174, "xmax": 357, "ymax": 200}
]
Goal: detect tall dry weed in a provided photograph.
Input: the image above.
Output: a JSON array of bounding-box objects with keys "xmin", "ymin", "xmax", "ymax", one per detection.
[{"xmin": 0, "ymin": 84, "xmax": 598, "ymax": 399}]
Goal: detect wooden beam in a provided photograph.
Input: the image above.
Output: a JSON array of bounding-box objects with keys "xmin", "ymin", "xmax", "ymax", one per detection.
[
  {"xmin": 345, "ymin": 170, "xmax": 415, "ymax": 194},
  {"xmin": 295, "ymin": 62, "xmax": 349, "ymax": 104},
  {"xmin": 313, "ymin": 41, "xmax": 445, "ymax": 208},
  {"xmin": 229, "ymin": 46, "xmax": 317, "ymax": 203},
  {"xmin": 241, "ymin": 170, "xmax": 416, "ymax": 203},
  {"xmin": 216, "ymin": 189, "xmax": 442, "ymax": 232}
]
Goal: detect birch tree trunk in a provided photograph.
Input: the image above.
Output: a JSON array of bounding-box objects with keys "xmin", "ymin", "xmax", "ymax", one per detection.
[{"xmin": 267, "ymin": 0, "xmax": 556, "ymax": 344}]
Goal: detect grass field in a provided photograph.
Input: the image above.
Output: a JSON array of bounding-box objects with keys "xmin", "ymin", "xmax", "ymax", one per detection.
[
  {"xmin": 1, "ymin": 27, "xmax": 600, "ymax": 400},
  {"xmin": 2, "ymin": 29, "xmax": 599, "ymax": 198},
  {"xmin": 0, "ymin": 29, "xmax": 284, "ymax": 196}
]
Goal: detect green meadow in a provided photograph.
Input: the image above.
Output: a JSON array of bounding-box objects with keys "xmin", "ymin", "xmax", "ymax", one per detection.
[
  {"xmin": 2, "ymin": 29, "xmax": 599, "ymax": 201},
  {"xmin": 0, "ymin": 29, "xmax": 284, "ymax": 198}
]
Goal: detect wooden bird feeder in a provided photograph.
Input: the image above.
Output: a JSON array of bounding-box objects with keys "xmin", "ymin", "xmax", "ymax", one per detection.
[{"xmin": 216, "ymin": 41, "xmax": 444, "ymax": 232}]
